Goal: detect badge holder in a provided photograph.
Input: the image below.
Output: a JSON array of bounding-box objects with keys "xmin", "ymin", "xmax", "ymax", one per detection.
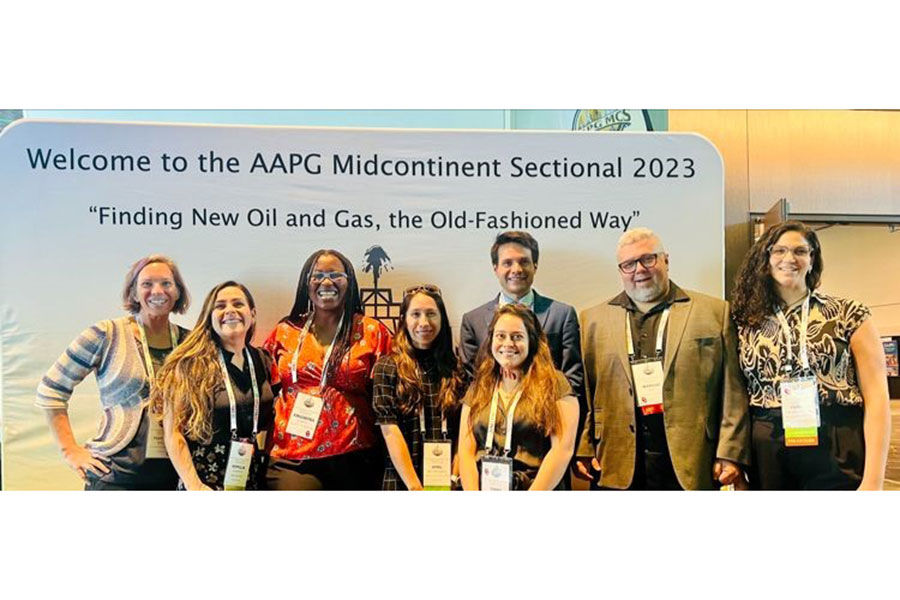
[
  {"xmin": 781, "ymin": 375, "xmax": 820, "ymax": 447},
  {"xmin": 136, "ymin": 319, "xmax": 179, "ymax": 460},
  {"xmin": 626, "ymin": 309, "xmax": 669, "ymax": 417},
  {"xmin": 423, "ymin": 439, "xmax": 453, "ymax": 491},
  {"xmin": 775, "ymin": 297, "xmax": 820, "ymax": 448},
  {"xmin": 285, "ymin": 312, "xmax": 342, "ymax": 440},
  {"xmin": 479, "ymin": 384, "xmax": 522, "ymax": 491},
  {"xmin": 630, "ymin": 357, "xmax": 665, "ymax": 416},
  {"xmin": 481, "ymin": 454, "xmax": 514, "ymax": 491},
  {"xmin": 224, "ymin": 437, "xmax": 255, "ymax": 491},
  {"xmin": 286, "ymin": 392, "xmax": 325, "ymax": 439},
  {"xmin": 416, "ymin": 402, "xmax": 452, "ymax": 490},
  {"xmin": 145, "ymin": 416, "xmax": 170, "ymax": 459},
  {"xmin": 218, "ymin": 348, "xmax": 262, "ymax": 491}
]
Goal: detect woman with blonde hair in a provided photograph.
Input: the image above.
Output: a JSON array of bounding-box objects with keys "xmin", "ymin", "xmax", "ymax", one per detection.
[
  {"xmin": 154, "ymin": 281, "xmax": 277, "ymax": 490},
  {"xmin": 458, "ymin": 303, "xmax": 579, "ymax": 491}
]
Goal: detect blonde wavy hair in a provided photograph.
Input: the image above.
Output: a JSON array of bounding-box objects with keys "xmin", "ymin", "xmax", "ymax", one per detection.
[
  {"xmin": 466, "ymin": 304, "xmax": 563, "ymax": 435},
  {"xmin": 151, "ymin": 281, "xmax": 256, "ymax": 444}
]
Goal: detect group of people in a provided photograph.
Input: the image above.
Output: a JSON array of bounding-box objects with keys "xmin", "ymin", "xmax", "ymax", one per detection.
[{"xmin": 36, "ymin": 223, "xmax": 892, "ymax": 491}]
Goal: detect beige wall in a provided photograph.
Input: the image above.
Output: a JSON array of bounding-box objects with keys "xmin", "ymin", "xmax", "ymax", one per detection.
[
  {"xmin": 668, "ymin": 111, "xmax": 900, "ymax": 335},
  {"xmin": 668, "ymin": 110, "xmax": 751, "ymax": 297},
  {"xmin": 816, "ymin": 225, "xmax": 900, "ymax": 336}
]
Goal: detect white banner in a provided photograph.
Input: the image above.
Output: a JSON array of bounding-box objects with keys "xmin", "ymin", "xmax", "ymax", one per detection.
[{"xmin": 0, "ymin": 120, "xmax": 724, "ymax": 489}]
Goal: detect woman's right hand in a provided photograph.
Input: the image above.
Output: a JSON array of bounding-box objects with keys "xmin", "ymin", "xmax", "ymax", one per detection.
[{"xmin": 62, "ymin": 445, "xmax": 111, "ymax": 480}]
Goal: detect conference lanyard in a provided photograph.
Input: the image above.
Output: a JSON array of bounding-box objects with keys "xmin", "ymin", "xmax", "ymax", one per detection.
[
  {"xmin": 416, "ymin": 363, "xmax": 448, "ymax": 439},
  {"xmin": 419, "ymin": 406, "xmax": 448, "ymax": 439},
  {"xmin": 775, "ymin": 294, "xmax": 811, "ymax": 372},
  {"xmin": 217, "ymin": 348, "xmax": 261, "ymax": 439},
  {"xmin": 291, "ymin": 312, "xmax": 344, "ymax": 388},
  {"xmin": 625, "ymin": 307, "xmax": 671, "ymax": 361},
  {"xmin": 136, "ymin": 317, "xmax": 179, "ymax": 381},
  {"xmin": 484, "ymin": 384, "xmax": 523, "ymax": 455}
]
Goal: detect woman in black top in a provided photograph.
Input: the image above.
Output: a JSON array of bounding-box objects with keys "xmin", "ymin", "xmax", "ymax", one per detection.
[
  {"xmin": 153, "ymin": 281, "xmax": 277, "ymax": 490},
  {"xmin": 457, "ymin": 304, "xmax": 579, "ymax": 491},
  {"xmin": 372, "ymin": 285, "xmax": 466, "ymax": 490}
]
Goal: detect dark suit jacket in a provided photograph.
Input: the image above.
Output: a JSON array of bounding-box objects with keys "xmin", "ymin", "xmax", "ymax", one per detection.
[
  {"xmin": 579, "ymin": 287, "xmax": 751, "ymax": 490},
  {"xmin": 458, "ymin": 291, "xmax": 586, "ymax": 445}
]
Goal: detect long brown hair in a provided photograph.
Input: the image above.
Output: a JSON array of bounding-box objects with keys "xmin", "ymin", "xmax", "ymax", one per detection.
[
  {"xmin": 151, "ymin": 281, "xmax": 257, "ymax": 444},
  {"xmin": 731, "ymin": 221, "xmax": 823, "ymax": 328},
  {"xmin": 390, "ymin": 289, "xmax": 465, "ymax": 415},
  {"xmin": 466, "ymin": 304, "xmax": 563, "ymax": 435}
]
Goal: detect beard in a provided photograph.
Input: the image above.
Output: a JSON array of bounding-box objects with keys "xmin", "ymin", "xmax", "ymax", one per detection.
[{"xmin": 628, "ymin": 279, "xmax": 668, "ymax": 303}]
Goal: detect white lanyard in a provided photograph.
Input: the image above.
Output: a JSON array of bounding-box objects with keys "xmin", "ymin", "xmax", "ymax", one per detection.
[
  {"xmin": 416, "ymin": 362, "xmax": 447, "ymax": 438},
  {"xmin": 484, "ymin": 384, "xmax": 523, "ymax": 455},
  {"xmin": 217, "ymin": 348, "xmax": 261, "ymax": 438},
  {"xmin": 418, "ymin": 407, "xmax": 448, "ymax": 439},
  {"xmin": 290, "ymin": 312, "xmax": 344, "ymax": 388},
  {"xmin": 136, "ymin": 317, "xmax": 178, "ymax": 380},
  {"xmin": 625, "ymin": 307, "xmax": 670, "ymax": 360},
  {"xmin": 775, "ymin": 294, "xmax": 811, "ymax": 372}
]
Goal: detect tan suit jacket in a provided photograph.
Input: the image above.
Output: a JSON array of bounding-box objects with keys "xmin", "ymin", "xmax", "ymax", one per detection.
[{"xmin": 578, "ymin": 287, "xmax": 750, "ymax": 490}]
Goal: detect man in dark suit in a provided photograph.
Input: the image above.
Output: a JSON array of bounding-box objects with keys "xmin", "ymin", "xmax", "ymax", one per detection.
[{"xmin": 458, "ymin": 231, "xmax": 586, "ymax": 431}]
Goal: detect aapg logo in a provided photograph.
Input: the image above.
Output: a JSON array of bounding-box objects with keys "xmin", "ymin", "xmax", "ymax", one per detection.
[{"xmin": 572, "ymin": 109, "xmax": 654, "ymax": 132}]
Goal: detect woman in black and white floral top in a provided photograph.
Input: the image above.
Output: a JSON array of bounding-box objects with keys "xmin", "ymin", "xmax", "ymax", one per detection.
[{"xmin": 732, "ymin": 221, "xmax": 890, "ymax": 490}]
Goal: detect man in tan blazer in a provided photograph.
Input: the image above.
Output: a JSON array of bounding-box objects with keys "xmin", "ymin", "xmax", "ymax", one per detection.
[{"xmin": 576, "ymin": 228, "xmax": 750, "ymax": 490}]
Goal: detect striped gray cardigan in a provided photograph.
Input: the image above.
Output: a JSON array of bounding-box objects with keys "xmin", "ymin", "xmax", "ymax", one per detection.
[{"xmin": 36, "ymin": 316, "xmax": 186, "ymax": 457}]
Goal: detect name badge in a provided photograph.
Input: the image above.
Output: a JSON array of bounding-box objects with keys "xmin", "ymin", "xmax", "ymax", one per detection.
[
  {"xmin": 422, "ymin": 440, "xmax": 452, "ymax": 491},
  {"xmin": 481, "ymin": 455, "xmax": 513, "ymax": 491},
  {"xmin": 781, "ymin": 376, "xmax": 820, "ymax": 447},
  {"xmin": 145, "ymin": 412, "xmax": 169, "ymax": 459},
  {"xmin": 630, "ymin": 358, "xmax": 665, "ymax": 415},
  {"xmin": 285, "ymin": 392, "xmax": 324, "ymax": 439},
  {"xmin": 224, "ymin": 440, "xmax": 255, "ymax": 490}
]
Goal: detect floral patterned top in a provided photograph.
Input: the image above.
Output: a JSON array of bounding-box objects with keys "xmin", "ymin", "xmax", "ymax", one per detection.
[
  {"xmin": 264, "ymin": 314, "xmax": 392, "ymax": 461},
  {"xmin": 737, "ymin": 291, "xmax": 871, "ymax": 409}
]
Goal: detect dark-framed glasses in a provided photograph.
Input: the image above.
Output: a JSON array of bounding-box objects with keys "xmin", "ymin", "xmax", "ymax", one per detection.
[
  {"xmin": 618, "ymin": 253, "xmax": 660, "ymax": 274},
  {"xmin": 404, "ymin": 284, "xmax": 442, "ymax": 297},
  {"xmin": 310, "ymin": 271, "xmax": 348, "ymax": 283}
]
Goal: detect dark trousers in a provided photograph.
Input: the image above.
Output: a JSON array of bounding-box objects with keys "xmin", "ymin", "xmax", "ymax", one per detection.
[
  {"xmin": 265, "ymin": 447, "xmax": 384, "ymax": 490},
  {"xmin": 628, "ymin": 411, "xmax": 682, "ymax": 490},
  {"xmin": 750, "ymin": 405, "xmax": 865, "ymax": 490}
]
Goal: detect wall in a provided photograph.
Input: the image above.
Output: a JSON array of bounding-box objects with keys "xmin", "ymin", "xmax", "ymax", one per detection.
[{"xmin": 668, "ymin": 110, "xmax": 900, "ymax": 332}]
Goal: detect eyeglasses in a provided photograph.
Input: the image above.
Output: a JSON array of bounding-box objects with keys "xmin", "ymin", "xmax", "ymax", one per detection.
[
  {"xmin": 618, "ymin": 253, "xmax": 661, "ymax": 274},
  {"xmin": 310, "ymin": 271, "xmax": 348, "ymax": 283},
  {"xmin": 404, "ymin": 284, "xmax": 442, "ymax": 297},
  {"xmin": 768, "ymin": 246, "xmax": 812, "ymax": 260}
]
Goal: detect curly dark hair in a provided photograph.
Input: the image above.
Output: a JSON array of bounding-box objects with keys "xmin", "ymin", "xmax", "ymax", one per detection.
[{"xmin": 731, "ymin": 221, "xmax": 823, "ymax": 328}]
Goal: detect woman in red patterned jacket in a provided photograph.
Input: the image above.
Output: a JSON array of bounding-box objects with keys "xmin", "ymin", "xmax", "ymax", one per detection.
[{"xmin": 264, "ymin": 249, "xmax": 392, "ymax": 490}]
